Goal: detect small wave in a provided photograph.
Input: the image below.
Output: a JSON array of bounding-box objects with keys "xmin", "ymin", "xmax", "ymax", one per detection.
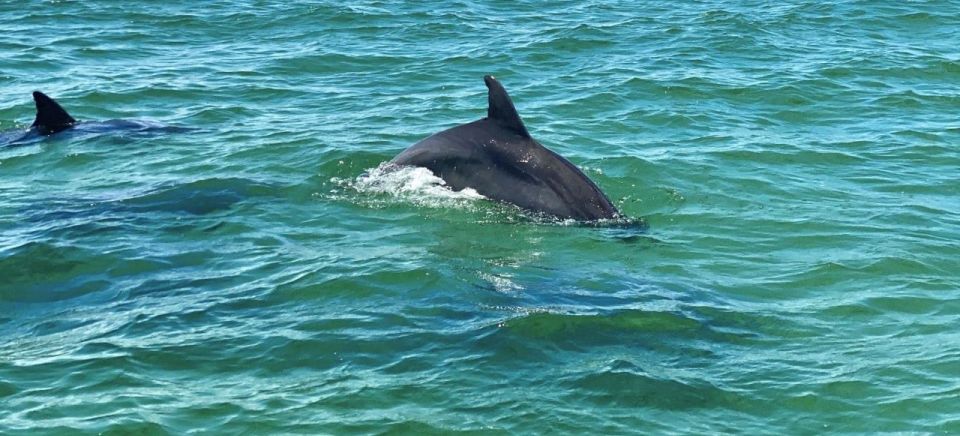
[
  {"xmin": 501, "ymin": 309, "xmax": 702, "ymax": 341},
  {"xmin": 121, "ymin": 177, "xmax": 276, "ymax": 215},
  {"xmin": 0, "ymin": 242, "xmax": 112, "ymax": 304},
  {"xmin": 561, "ymin": 364, "xmax": 739, "ymax": 410}
]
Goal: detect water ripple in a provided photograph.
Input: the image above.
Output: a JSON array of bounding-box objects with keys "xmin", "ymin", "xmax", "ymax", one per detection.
[{"xmin": 1, "ymin": 0, "xmax": 958, "ymax": 433}]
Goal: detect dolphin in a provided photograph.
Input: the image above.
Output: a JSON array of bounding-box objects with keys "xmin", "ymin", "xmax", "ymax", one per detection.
[
  {"xmin": 1, "ymin": 91, "xmax": 191, "ymax": 146},
  {"xmin": 31, "ymin": 91, "xmax": 77, "ymax": 135},
  {"xmin": 390, "ymin": 76, "xmax": 620, "ymax": 221}
]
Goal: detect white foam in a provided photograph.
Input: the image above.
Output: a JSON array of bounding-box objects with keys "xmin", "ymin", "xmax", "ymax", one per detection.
[
  {"xmin": 338, "ymin": 163, "xmax": 486, "ymax": 209},
  {"xmin": 479, "ymin": 272, "xmax": 523, "ymax": 293}
]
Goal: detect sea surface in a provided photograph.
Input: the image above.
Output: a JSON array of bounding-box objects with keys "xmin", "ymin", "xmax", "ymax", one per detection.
[{"xmin": 1, "ymin": 1, "xmax": 958, "ymax": 433}]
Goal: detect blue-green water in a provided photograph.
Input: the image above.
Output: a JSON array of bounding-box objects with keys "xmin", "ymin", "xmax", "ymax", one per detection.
[{"xmin": 2, "ymin": 1, "xmax": 959, "ymax": 433}]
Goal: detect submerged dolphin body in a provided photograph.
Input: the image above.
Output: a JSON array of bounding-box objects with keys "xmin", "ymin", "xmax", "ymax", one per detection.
[
  {"xmin": 390, "ymin": 76, "xmax": 620, "ymax": 221},
  {"xmin": 1, "ymin": 91, "xmax": 190, "ymax": 146}
]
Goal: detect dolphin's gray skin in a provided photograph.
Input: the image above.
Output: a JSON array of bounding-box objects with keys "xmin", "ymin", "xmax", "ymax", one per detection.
[
  {"xmin": 390, "ymin": 76, "xmax": 620, "ymax": 221},
  {"xmin": 1, "ymin": 91, "xmax": 191, "ymax": 146},
  {"xmin": 31, "ymin": 91, "xmax": 77, "ymax": 135}
]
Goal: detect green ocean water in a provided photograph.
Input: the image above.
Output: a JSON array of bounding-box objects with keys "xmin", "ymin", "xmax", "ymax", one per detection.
[{"xmin": 1, "ymin": 0, "xmax": 959, "ymax": 433}]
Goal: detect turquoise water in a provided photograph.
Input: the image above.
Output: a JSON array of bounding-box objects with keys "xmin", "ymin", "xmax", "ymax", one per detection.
[{"xmin": 2, "ymin": 1, "xmax": 959, "ymax": 433}]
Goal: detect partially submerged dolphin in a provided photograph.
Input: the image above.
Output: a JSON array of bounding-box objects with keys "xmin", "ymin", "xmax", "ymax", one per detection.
[
  {"xmin": 31, "ymin": 91, "xmax": 78, "ymax": 135},
  {"xmin": 1, "ymin": 91, "xmax": 190, "ymax": 146},
  {"xmin": 390, "ymin": 76, "xmax": 620, "ymax": 221}
]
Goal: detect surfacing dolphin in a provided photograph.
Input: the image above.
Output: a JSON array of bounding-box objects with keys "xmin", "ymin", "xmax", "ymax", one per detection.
[
  {"xmin": 1, "ymin": 91, "xmax": 191, "ymax": 146},
  {"xmin": 390, "ymin": 75, "xmax": 620, "ymax": 221}
]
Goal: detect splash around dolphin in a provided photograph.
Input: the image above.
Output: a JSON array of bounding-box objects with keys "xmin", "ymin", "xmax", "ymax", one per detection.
[
  {"xmin": 1, "ymin": 91, "xmax": 192, "ymax": 146},
  {"xmin": 390, "ymin": 75, "xmax": 621, "ymax": 221}
]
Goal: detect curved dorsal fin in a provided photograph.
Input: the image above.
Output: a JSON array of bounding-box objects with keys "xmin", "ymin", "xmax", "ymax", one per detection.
[
  {"xmin": 31, "ymin": 91, "xmax": 76, "ymax": 135},
  {"xmin": 484, "ymin": 75, "xmax": 530, "ymax": 138}
]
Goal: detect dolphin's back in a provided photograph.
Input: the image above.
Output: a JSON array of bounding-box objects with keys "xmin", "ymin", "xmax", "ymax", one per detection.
[
  {"xmin": 392, "ymin": 112, "xmax": 619, "ymax": 220},
  {"xmin": 31, "ymin": 91, "xmax": 76, "ymax": 135}
]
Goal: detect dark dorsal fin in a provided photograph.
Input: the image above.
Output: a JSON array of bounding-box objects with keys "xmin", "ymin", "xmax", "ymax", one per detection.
[
  {"xmin": 484, "ymin": 75, "xmax": 530, "ymax": 138},
  {"xmin": 31, "ymin": 91, "xmax": 77, "ymax": 135}
]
